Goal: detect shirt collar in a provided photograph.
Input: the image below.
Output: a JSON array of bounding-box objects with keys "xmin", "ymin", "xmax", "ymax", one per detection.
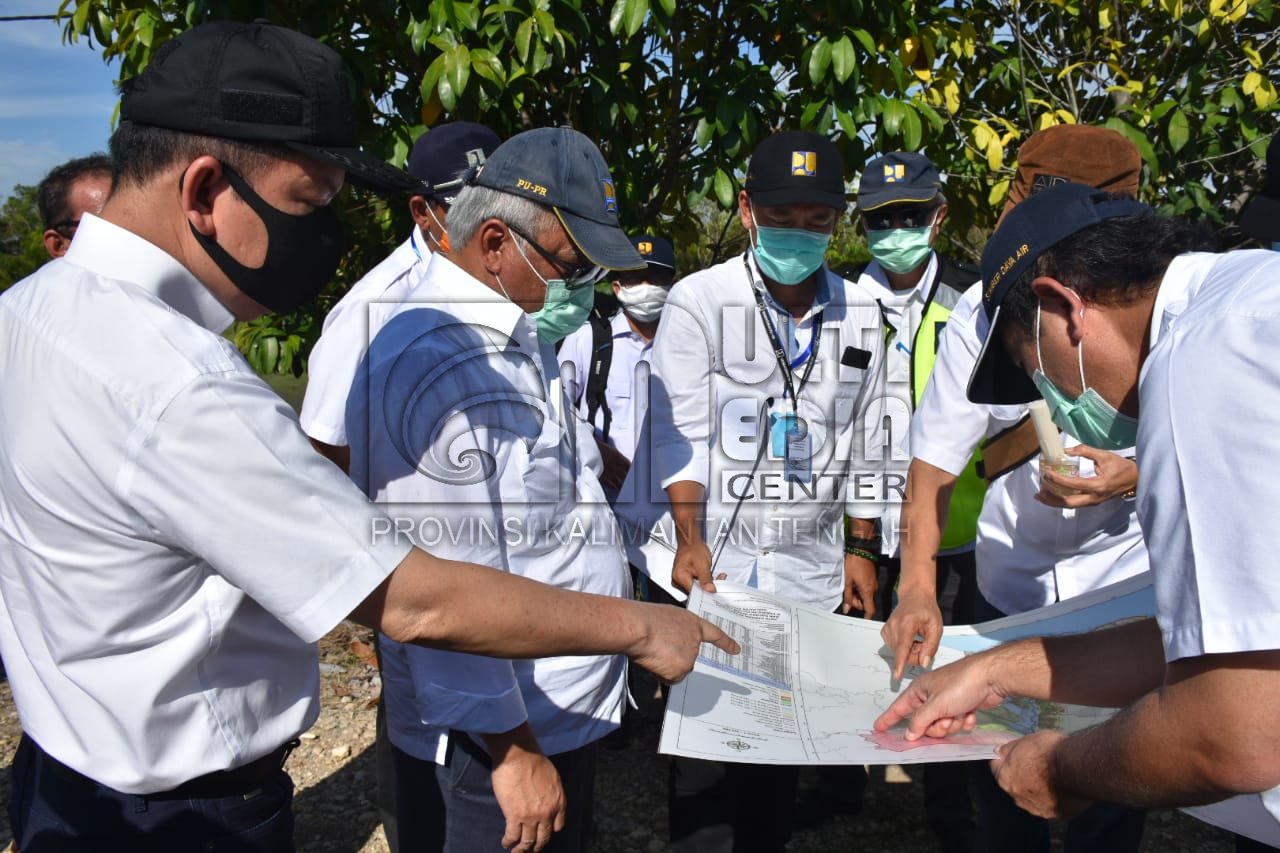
[
  {"xmin": 64, "ymin": 213, "xmax": 235, "ymax": 333},
  {"xmin": 610, "ymin": 308, "xmax": 644, "ymax": 340},
  {"xmin": 425, "ymin": 253, "xmax": 532, "ymax": 342},
  {"xmin": 1148, "ymin": 252, "xmax": 1217, "ymax": 349},
  {"xmin": 747, "ymin": 251, "xmax": 832, "ymax": 321}
]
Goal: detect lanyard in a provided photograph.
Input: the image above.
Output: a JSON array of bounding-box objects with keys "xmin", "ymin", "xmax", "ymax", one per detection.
[
  {"xmin": 409, "ymin": 229, "xmax": 424, "ymax": 261},
  {"xmin": 742, "ymin": 254, "xmax": 823, "ymax": 411}
]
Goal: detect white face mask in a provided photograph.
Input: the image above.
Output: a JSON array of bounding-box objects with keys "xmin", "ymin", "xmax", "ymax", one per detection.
[{"xmin": 616, "ymin": 283, "xmax": 669, "ymax": 323}]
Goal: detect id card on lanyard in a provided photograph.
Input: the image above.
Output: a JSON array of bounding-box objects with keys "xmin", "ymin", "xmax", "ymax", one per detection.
[{"xmin": 744, "ymin": 254, "xmax": 822, "ymax": 483}]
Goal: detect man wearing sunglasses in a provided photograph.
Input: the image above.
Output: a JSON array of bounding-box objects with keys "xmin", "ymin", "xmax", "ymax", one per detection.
[
  {"xmin": 344, "ymin": 127, "xmax": 643, "ymax": 853},
  {"xmin": 36, "ymin": 153, "xmax": 112, "ymax": 259}
]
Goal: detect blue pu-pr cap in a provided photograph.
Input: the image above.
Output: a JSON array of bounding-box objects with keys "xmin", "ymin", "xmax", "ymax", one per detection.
[
  {"xmin": 858, "ymin": 151, "xmax": 941, "ymax": 211},
  {"xmin": 967, "ymin": 182, "xmax": 1150, "ymax": 405},
  {"xmin": 470, "ymin": 127, "xmax": 644, "ymax": 271}
]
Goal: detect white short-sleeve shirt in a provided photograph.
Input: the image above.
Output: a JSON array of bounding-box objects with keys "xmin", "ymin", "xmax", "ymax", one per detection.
[
  {"xmin": 910, "ymin": 282, "xmax": 1148, "ymax": 614},
  {"xmin": 346, "ymin": 256, "xmax": 629, "ymax": 759},
  {"xmin": 618, "ymin": 253, "xmax": 889, "ymax": 610},
  {"xmin": 0, "ymin": 215, "xmax": 410, "ymax": 794},
  {"xmin": 300, "ymin": 226, "xmax": 431, "ymax": 446},
  {"xmin": 558, "ymin": 310, "xmax": 654, "ymax": 461}
]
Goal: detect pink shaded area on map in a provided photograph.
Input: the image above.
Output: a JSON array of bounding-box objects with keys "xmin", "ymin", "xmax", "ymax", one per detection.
[{"xmin": 862, "ymin": 728, "xmax": 1018, "ymax": 753}]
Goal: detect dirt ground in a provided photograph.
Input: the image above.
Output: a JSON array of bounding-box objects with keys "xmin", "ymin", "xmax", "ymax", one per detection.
[{"xmin": 0, "ymin": 622, "xmax": 1240, "ymax": 851}]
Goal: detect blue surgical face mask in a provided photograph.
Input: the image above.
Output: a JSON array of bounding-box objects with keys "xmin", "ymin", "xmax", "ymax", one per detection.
[
  {"xmin": 512, "ymin": 236, "xmax": 594, "ymax": 344},
  {"xmin": 749, "ymin": 204, "xmax": 832, "ymax": 285},
  {"xmin": 865, "ymin": 211, "xmax": 938, "ymax": 274},
  {"xmin": 1030, "ymin": 303, "xmax": 1138, "ymax": 450}
]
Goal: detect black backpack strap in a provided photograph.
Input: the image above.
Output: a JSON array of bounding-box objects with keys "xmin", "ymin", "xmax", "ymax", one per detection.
[
  {"xmin": 934, "ymin": 255, "xmax": 980, "ymax": 296},
  {"xmin": 584, "ymin": 312, "xmax": 614, "ymax": 443}
]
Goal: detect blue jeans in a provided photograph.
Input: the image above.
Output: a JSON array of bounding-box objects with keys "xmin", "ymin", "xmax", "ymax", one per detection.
[
  {"xmin": 970, "ymin": 589, "xmax": 1145, "ymax": 853},
  {"xmin": 435, "ymin": 733, "xmax": 598, "ymax": 853},
  {"xmin": 8, "ymin": 735, "xmax": 294, "ymax": 852}
]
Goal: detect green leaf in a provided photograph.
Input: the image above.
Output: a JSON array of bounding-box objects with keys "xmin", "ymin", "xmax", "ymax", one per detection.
[
  {"xmin": 902, "ymin": 104, "xmax": 922, "ymax": 149},
  {"xmin": 1104, "ymin": 117, "xmax": 1160, "ymax": 178},
  {"xmin": 851, "ymin": 28, "xmax": 876, "ymax": 56},
  {"xmin": 420, "ymin": 55, "xmax": 447, "ymax": 103},
  {"xmin": 883, "ymin": 98, "xmax": 905, "ymax": 136},
  {"xmin": 471, "ymin": 47, "xmax": 506, "ymax": 85},
  {"xmin": 516, "ymin": 17, "xmax": 535, "ymax": 63},
  {"xmin": 625, "ymin": 0, "xmax": 649, "ymax": 37},
  {"xmin": 713, "ymin": 168, "xmax": 735, "ymax": 209},
  {"xmin": 446, "ymin": 45, "xmax": 472, "ymax": 101},
  {"xmin": 1168, "ymin": 109, "xmax": 1190, "ymax": 153},
  {"xmin": 657, "ymin": 0, "xmax": 676, "ymax": 15},
  {"xmin": 800, "ymin": 98, "xmax": 824, "ymax": 127},
  {"xmin": 534, "ymin": 9, "xmax": 555, "ymax": 41},
  {"xmin": 835, "ymin": 107, "xmax": 859, "ymax": 140},
  {"xmin": 72, "ymin": 0, "xmax": 91, "ymax": 34},
  {"xmin": 808, "ymin": 39, "xmax": 832, "ymax": 84},
  {"xmin": 609, "ymin": 0, "xmax": 628, "ymax": 35},
  {"xmin": 832, "ymin": 35, "xmax": 856, "ymax": 84}
]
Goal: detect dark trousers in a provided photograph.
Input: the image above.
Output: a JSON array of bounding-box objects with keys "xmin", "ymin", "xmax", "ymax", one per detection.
[
  {"xmin": 389, "ymin": 742, "xmax": 448, "ymax": 852},
  {"xmin": 669, "ymin": 757, "xmax": 801, "ymax": 853},
  {"xmin": 8, "ymin": 735, "xmax": 294, "ymax": 852},
  {"xmin": 432, "ymin": 734, "xmax": 598, "ymax": 853},
  {"xmin": 879, "ymin": 551, "xmax": 979, "ymax": 853},
  {"xmin": 970, "ymin": 589, "xmax": 1145, "ymax": 853}
]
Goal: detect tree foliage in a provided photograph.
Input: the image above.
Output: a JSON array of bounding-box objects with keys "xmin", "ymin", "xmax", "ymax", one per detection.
[
  {"xmin": 0, "ymin": 186, "xmax": 49, "ymax": 291},
  {"xmin": 57, "ymin": 0, "xmax": 1277, "ymax": 370}
]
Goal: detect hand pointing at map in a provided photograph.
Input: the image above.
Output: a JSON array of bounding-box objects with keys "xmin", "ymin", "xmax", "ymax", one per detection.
[{"xmin": 873, "ymin": 650, "xmax": 1010, "ymax": 740}]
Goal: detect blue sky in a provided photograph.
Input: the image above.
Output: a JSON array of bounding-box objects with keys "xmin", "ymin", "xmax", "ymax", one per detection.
[{"xmin": 0, "ymin": 1, "xmax": 119, "ymax": 199}]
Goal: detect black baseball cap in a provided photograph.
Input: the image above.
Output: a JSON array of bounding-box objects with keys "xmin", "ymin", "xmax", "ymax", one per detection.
[
  {"xmin": 119, "ymin": 20, "xmax": 420, "ymax": 194},
  {"xmin": 407, "ymin": 122, "xmax": 502, "ymax": 203},
  {"xmin": 630, "ymin": 234, "xmax": 676, "ymax": 273},
  {"xmin": 744, "ymin": 130, "xmax": 848, "ymax": 209},
  {"xmin": 858, "ymin": 152, "xmax": 942, "ymax": 211},
  {"xmin": 1240, "ymin": 135, "xmax": 1280, "ymax": 242},
  {"xmin": 968, "ymin": 182, "xmax": 1150, "ymax": 405},
  {"xmin": 471, "ymin": 127, "xmax": 644, "ymax": 270}
]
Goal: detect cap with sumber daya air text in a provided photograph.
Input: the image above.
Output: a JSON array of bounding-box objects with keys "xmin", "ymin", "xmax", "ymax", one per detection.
[
  {"xmin": 470, "ymin": 127, "xmax": 644, "ymax": 271},
  {"xmin": 967, "ymin": 182, "xmax": 1151, "ymax": 407},
  {"xmin": 119, "ymin": 19, "xmax": 420, "ymax": 194}
]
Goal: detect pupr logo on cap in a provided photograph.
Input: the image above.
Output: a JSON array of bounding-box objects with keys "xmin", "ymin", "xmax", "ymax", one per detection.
[
  {"xmin": 791, "ymin": 151, "xmax": 818, "ymax": 177},
  {"xmin": 638, "ymin": 241, "xmax": 653, "ymax": 255},
  {"xmin": 602, "ymin": 178, "xmax": 617, "ymax": 214},
  {"xmin": 884, "ymin": 163, "xmax": 906, "ymax": 183},
  {"xmin": 464, "ymin": 148, "xmax": 487, "ymax": 168}
]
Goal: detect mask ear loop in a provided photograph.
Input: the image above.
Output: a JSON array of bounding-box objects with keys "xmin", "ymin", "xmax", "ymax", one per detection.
[{"xmin": 424, "ymin": 201, "xmax": 450, "ymax": 253}]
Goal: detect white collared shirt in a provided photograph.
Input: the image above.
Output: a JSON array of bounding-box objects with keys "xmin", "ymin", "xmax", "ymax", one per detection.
[
  {"xmin": 558, "ymin": 309, "xmax": 654, "ymax": 461},
  {"xmin": 300, "ymin": 225, "xmax": 433, "ymax": 446},
  {"xmin": 852, "ymin": 255, "xmax": 936, "ymax": 557},
  {"xmin": 621, "ymin": 253, "xmax": 888, "ymax": 610},
  {"xmin": 0, "ymin": 214, "xmax": 409, "ymax": 794},
  {"xmin": 909, "ymin": 281, "xmax": 1148, "ymax": 614},
  {"xmin": 346, "ymin": 255, "xmax": 629, "ymax": 759},
  {"xmin": 1138, "ymin": 251, "xmax": 1280, "ymax": 663}
]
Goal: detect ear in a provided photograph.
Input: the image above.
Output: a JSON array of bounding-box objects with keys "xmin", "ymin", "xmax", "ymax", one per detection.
[
  {"xmin": 476, "ymin": 218, "xmax": 510, "ymax": 276},
  {"xmin": 181, "ymin": 156, "xmax": 227, "ymax": 237},
  {"xmin": 407, "ymin": 195, "xmax": 431, "ymax": 228},
  {"xmin": 611, "ymin": 280, "xmax": 622, "ymax": 298},
  {"xmin": 737, "ymin": 190, "xmax": 754, "ymax": 233},
  {"xmin": 933, "ymin": 202, "xmax": 949, "ymax": 230},
  {"xmin": 1030, "ymin": 276, "xmax": 1086, "ymax": 344},
  {"xmin": 43, "ymin": 229, "xmax": 68, "ymax": 259}
]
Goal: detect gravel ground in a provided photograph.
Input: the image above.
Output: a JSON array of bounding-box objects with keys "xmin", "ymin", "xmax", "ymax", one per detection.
[{"xmin": 0, "ymin": 622, "xmax": 1240, "ymax": 852}]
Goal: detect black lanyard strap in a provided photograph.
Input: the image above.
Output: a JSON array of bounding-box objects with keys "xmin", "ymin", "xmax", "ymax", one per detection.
[{"xmin": 743, "ymin": 253, "xmax": 823, "ymax": 407}]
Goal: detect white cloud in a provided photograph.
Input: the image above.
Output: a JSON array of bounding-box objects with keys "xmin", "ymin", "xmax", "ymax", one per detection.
[{"xmin": 0, "ymin": 138, "xmax": 72, "ymax": 199}]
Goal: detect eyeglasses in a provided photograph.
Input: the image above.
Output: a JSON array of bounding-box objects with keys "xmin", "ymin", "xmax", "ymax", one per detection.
[
  {"xmin": 863, "ymin": 205, "xmax": 939, "ymax": 231},
  {"xmin": 506, "ymin": 223, "xmax": 605, "ymax": 290}
]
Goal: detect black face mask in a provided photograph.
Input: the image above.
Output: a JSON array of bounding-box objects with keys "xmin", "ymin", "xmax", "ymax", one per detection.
[{"xmin": 190, "ymin": 162, "xmax": 347, "ymax": 314}]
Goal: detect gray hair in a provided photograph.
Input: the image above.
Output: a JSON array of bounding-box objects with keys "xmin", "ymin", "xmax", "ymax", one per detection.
[{"xmin": 447, "ymin": 185, "xmax": 556, "ymax": 248}]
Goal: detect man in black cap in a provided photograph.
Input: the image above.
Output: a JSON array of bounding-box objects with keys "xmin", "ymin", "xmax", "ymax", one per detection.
[
  {"xmin": 632, "ymin": 129, "xmax": 887, "ymax": 852},
  {"xmin": 302, "ymin": 121, "xmax": 501, "ymax": 472},
  {"xmin": 346, "ymin": 126, "xmax": 652, "ymax": 853},
  {"xmin": 875, "ymin": 181, "xmax": 1280, "ymax": 846},
  {"xmin": 1241, "ymin": 134, "xmax": 1279, "ymax": 249},
  {"xmin": 0, "ymin": 21, "xmax": 735, "ymax": 852},
  {"xmin": 559, "ymin": 233, "xmax": 677, "ymax": 495}
]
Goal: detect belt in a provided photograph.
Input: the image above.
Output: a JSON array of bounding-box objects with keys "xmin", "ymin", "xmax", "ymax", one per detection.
[{"xmin": 38, "ymin": 737, "xmax": 299, "ymax": 800}]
